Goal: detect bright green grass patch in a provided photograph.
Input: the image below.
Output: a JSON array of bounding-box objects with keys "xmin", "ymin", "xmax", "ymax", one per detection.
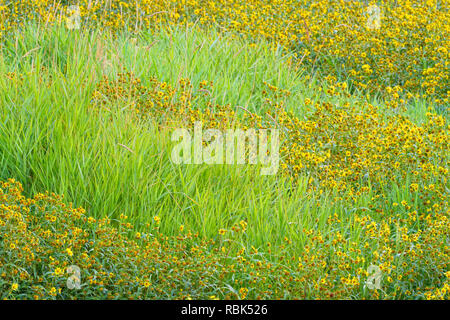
[{"xmin": 0, "ymin": 24, "xmax": 445, "ymax": 250}]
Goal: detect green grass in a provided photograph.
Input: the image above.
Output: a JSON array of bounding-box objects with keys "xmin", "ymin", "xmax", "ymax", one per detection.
[
  {"xmin": 0, "ymin": 23, "xmax": 436, "ymax": 251},
  {"xmin": 1, "ymin": 23, "xmax": 448, "ymax": 300}
]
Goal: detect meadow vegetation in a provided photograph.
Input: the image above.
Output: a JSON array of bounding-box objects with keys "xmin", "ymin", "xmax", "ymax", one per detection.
[{"xmin": 0, "ymin": 1, "xmax": 448, "ymax": 300}]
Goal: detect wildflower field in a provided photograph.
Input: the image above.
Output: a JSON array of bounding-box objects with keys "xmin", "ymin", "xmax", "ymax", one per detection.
[{"xmin": 0, "ymin": 0, "xmax": 448, "ymax": 300}]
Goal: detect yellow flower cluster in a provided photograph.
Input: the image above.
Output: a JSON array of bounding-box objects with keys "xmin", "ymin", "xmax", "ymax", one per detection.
[
  {"xmin": 1, "ymin": 175, "xmax": 448, "ymax": 299},
  {"xmin": 92, "ymin": 72, "xmax": 237, "ymax": 131},
  {"xmin": 0, "ymin": 178, "xmax": 256, "ymax": 299},
  {"xmin": 91, "ymin": 72, "xmax": 448, "ymax": 200},
  {"xmin": 272, "ymin": 93, "xmax": 448, "ymax": 197},
  {"xmin": 1, "ymin": 0, "xmax": 449, "ymax": 104}
]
